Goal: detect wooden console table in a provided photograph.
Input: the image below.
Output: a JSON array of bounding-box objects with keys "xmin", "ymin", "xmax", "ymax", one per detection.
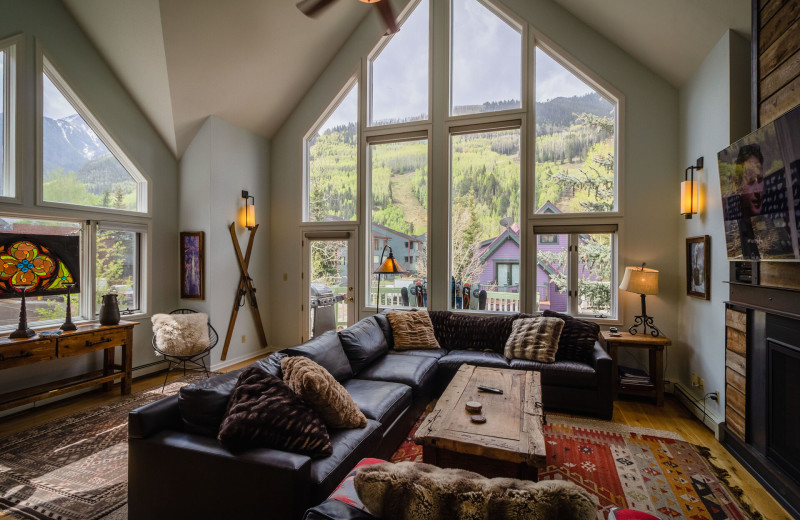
[
  {"xmin": 0, "ymin": 321, "xmax": 138, "ymax": 412},
  {"xmin": 601, "ymin": 330, "xmax": 670, "ymax": 406}
]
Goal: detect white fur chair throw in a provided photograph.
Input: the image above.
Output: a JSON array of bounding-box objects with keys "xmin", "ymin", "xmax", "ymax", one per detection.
[
  {"xmin": 152, "ymin": 313, "xmax": 210, "ymax": 356},
  {"xmin": 354, "ymin": 461, "xmax": 597, "ymax": 520}
]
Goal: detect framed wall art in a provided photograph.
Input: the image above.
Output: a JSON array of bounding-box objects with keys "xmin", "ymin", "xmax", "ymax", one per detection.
[
  {"xmin": 180, "ymin": 231, "xmax": 204, "ymax": 299},
  {"xmin": 687, "ymin": 235, "xmax": 710, "ymax": 299}
]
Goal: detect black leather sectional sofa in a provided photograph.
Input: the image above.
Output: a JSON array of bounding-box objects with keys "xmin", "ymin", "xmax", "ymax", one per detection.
[{"xmin": 128, "ymin": 311, "xmax": 611, "ymax": 520}]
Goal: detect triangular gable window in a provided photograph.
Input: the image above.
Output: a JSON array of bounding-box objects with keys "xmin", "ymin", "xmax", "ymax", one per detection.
[{"xmin": 41, "ymin": 56, "xmax": 148, "ymax": 213}]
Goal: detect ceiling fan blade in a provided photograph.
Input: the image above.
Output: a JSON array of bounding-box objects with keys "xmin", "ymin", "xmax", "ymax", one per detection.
[
  {"xmin": 376, "ymin": 0, "xmax": 399, "ymax": 34},
  {"xmin": 297, "ymin": 0, "xmax": 338, "ymax": 18}
]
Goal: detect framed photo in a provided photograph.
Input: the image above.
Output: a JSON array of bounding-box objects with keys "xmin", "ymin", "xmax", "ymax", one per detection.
[
  {"xmin": 687, "ymin": 235, "xmax": 710, "ymax": 299},
  {"xmin": 180, "ymin": 231, "xmax": 204, "ymax": 299}
]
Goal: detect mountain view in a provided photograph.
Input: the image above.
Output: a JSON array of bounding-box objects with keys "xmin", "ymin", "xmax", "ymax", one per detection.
[
  {"xmin": 42, "ymin": 114, "xmax": 138, "ymax": 210},
  {"xmin": 308, "ymin": 92, "xmax": 615, "ymax": 240}
]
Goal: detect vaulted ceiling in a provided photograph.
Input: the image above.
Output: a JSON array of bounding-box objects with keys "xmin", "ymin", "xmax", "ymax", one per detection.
[{"xmin": 62, "ymin": 0, "xmax": 750, "ymax": 158}]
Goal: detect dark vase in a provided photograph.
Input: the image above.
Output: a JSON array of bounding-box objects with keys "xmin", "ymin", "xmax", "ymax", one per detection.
[{"xmin": 99, "ymin": 293, "xmax": 120, "ymax": 325}]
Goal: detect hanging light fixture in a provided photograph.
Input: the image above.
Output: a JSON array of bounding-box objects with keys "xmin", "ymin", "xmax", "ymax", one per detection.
[
  {"xmin": 241, "ymin": 190, "xmax": 255, "ymax": 229},
  {"xmin": 373, "ymin": 245, "xmax": 406, "ymax": 313},
  {"xmin": 680, "ymin": 157, "xmax": 703, "ymax": 219}
]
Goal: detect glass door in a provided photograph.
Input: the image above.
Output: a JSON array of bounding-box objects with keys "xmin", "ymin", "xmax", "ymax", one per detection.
[{"xmin": 303, "ymin": 232, "xmax": 356, "ymax": 341}]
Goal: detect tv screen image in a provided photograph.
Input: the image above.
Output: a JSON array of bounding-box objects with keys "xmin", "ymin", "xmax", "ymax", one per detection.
[{"xmin": 717, "ymin": 104, "xmax": 800, "ymax": 261}]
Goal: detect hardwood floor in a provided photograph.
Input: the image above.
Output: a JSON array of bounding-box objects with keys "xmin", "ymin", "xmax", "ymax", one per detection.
[{"xmin": 0, "ymin": 360, "xmax": 793, "ymax": 519}]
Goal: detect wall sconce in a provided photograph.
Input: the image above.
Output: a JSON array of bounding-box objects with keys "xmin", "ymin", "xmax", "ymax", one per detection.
[
  {"xmin": 241, "ymin": 190, "xmax": 255, "ymax": 229},
  {"xmin": 680, "ymin": 157, "xmax": 703, "ymax": 219}
]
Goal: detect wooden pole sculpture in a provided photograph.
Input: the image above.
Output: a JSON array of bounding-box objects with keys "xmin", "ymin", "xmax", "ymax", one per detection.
[{"xmin": 221, "ymin": 222, "xmax": 268, "ymax": 360}]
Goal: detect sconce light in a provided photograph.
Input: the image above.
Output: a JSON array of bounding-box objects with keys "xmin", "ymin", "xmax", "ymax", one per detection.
[
  {"xmin": 680, "ymin": 157, "xmax": 704, "ymax": 219},
  {"xmin": 242, "ymin": 190, "xmax": 255, "ymax": 229}
]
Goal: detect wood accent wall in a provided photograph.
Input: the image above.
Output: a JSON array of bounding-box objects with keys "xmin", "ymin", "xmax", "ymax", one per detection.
[
  {"xmin": 756, "ymin": 0, "xmax": 800, "ymax": 126},
  {"xmin": 725, "ymin": 307, "xmax": 747, "ymax": 441}
]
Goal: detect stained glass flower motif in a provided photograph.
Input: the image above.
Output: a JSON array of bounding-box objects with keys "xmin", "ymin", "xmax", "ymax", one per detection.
[{"xmin": 0, "ymin": 241, "xmax": 56, "ymax": 290}]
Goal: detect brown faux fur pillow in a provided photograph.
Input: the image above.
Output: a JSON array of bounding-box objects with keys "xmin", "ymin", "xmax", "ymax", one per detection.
[
  {"xmin": 354, "ymin": 462, "xmax": 597, "ymax": 520},
  {"xmin": 281, "ymin": 356, "xmax": 367, "ymax": 429},
  {"xmin": 217, "ymin": 365, "xmax": 332, "ymax": 457},
  {"xmin": 386, "ymin": 310, "xmax": 441, "ymax": 351},
  {"xmin": 504, "ymin": 317, "xmax": 564, "ymax": 362}
]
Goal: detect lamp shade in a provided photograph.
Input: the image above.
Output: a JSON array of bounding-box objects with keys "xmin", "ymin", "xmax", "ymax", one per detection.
[
  {"xmin": 245, "ymin": 203, "xmax": 255, "ymax": 228},
  {"xmin": 680, "ymin": 180, "xmax": 698, "ymax": 216},
  {"xmin": 374, "ymin": 252, "xmax": 406, "ymax": 274},
  {"xmin": 619, "ymin": 266, "xmax": 659, "ymax": 295}
]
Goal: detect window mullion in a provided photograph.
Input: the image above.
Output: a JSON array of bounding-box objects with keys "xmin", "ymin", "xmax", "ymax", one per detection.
[
  {"xmin": 84, "ymin": 220, "xmax": 97, "ymax": 319},
  {"xmin": 568, "ymin": 234, "xmax": 579, "ymax": 315}
]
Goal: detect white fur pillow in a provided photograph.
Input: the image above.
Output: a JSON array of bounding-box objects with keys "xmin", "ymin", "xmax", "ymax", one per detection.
[{"xmin": 152, "ymin": 313, "xmax": 210, "ymax": 356}]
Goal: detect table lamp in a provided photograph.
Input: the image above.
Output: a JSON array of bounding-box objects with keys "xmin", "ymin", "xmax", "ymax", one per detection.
[
  {"xmin": 619, "ymin": 263, "xmax": 661, "ymax": 337},
  {"xmin": 374, "ymin": 246, "xmax": 406, "ymax": 313}
]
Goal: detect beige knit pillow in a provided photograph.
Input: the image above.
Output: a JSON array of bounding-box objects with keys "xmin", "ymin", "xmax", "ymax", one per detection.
[
  {"xmin": 386, "ymin": 310, "xmax": 441, "ymax": 351},
  {"xmin": 281, "ymin": 356, "xmax": 367, "ymax": 429},
  {"xmin": 151, "ymin": 313, "xmax": 210, "ymax": 356},
  {"xmin": 504, "ymin": 317, "xmax": 564, "ymax": 362}
]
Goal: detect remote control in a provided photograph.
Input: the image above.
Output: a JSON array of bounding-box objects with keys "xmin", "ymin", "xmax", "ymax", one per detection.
[{"xmin": 477, "ymin": 385, "xmax": 503, "ymax": 394}]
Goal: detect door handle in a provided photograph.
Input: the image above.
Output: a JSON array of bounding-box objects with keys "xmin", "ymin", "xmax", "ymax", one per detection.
[{"xmin": 347, "ymin": 297, "xmax": 354, "ymax": 302}]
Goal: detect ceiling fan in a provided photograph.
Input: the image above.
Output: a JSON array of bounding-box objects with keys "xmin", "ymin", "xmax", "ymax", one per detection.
[{"xmin": 297, "ymin": 0, "xmax": 399, "ymax": 35}]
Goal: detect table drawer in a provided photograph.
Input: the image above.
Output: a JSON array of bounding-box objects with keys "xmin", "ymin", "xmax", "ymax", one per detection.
[
  {"xmin": 58, "ymin": 329, "xmax": 127, "ymax": 357},
  {"xmin": 0, "ymin": 340, "xmax": 56, "ymax": 369}
]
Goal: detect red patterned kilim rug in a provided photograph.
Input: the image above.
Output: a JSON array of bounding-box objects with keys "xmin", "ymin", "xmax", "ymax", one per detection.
[{"xmin": 391, "ymin": 412, "xmax": 753, "ymax": 520}]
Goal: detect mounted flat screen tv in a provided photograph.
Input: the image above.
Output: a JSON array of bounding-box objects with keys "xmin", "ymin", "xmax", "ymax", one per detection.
[{"xmin": 717, "ymin": 104, "xmax": 800, "ymax": 261}]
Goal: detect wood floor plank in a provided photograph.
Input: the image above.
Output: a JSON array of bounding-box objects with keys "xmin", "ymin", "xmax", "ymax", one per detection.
[{"xmin": 0, "ymin": 361, "xmax": 792, "ymax": 519}]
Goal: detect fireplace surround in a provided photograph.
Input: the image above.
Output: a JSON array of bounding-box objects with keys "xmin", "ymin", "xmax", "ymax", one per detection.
[{"xmin": 724, "ymin": 280, "xmax": 800, "ymax": 517}]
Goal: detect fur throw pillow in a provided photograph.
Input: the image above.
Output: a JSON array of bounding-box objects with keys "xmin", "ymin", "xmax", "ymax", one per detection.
[
  {"xmin": 281, "ymin": 356, "xmax": 367, "ymax": 429},
  {"xmin": 217, "ymin": 365, "xmax": 332, "ymax": 457},
  {"xmin": 152, "ymin": 313, "xmax": 210, "ymax": 356},
  {"xmin": 386, "ymin": 310, "xmax": 442, "ymax": 351},
  {"xmin": 542, "ymin": 310, "xmax": 600, "ymax": 364},
  {"xmin": 354, "ymin": 461, "xmax": 597, "ymax": 520},
  {"xmin": 504, "ymin": 317, "xmax": 564, "ymax": 362}
]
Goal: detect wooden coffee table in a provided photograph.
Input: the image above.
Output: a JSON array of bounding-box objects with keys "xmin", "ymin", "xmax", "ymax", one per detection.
[{"xmin": 414, "ymin": 365, "xmax": 546, "ymax": 480}]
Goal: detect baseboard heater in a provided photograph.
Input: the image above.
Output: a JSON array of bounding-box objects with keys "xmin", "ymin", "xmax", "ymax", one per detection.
[{"xmin": 671, "ymin": 382, "xmax": 723, "ymax": 439}]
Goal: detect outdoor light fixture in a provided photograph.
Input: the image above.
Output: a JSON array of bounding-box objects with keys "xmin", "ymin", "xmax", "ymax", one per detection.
[
  {"xmin": 619, "ymin": 263, "xmax": 661, "ymax": 337},
  {"xmin": 373, "ymin": 245, "xmax": 406, "ymax": 313},
  {"xmin": 242, "ymin": 190, "xmax": 255, "ymax": 229},
  {"xmin": 681, "ymin": 157, "xmax": 703, "ymax": 219}
]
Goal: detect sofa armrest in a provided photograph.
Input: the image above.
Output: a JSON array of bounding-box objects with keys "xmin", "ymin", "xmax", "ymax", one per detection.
[
  {"xmin": 590, "ymin": 340, "xmax": 613, "ymax": 419},
  {"xmin": 129, "ymin": 430, "xmax": 313, "ymax": 520},
  {"xmin": 128, "ymin": 394, "xmax": 181, "ymax": 439},
  {"xmin": 590, "ymin": 341, "xmax": 611, "ymax": 370}
]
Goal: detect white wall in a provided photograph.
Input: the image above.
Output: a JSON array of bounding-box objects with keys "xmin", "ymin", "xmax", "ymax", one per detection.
[
  {"xmin": 179, "ymin": 116, "xmax": 270, "ymax": 368},
  {"xmin": 676, "ymin": 31, "xmax": 751, "ymax": 414},
  {"xmin": 269, "ymin": 0, "xmax": 680, "ymax": 349},
  {"xmin": 0, "ymin": 0, "xmax": 178, "ymax": 399}
]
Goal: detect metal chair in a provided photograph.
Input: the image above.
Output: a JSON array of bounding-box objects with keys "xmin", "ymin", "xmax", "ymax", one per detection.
[{"xmin": 151, "ymin": 309, "xmax": 218, "ymax": 391}]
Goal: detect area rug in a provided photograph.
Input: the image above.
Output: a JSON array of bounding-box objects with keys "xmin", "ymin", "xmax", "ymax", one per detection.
[
  {"xmin": 391, "ymin": 412, "xmax": 754, "ymax": 520},
  {"xmin": 0, "ymin": 373, "xmax": 209, "ymax": 520}
]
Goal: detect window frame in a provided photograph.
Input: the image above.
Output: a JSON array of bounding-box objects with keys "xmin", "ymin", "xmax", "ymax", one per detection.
[
  {"xmin": 302, "ymin": 73, "xmax": 360, "ymax": 224},
  {"xmin": 362, "ymin": 126, "xmax": 431, "ymax": 313},
  {"xmin": 36, "ymin": 46, "xmax": 151, "ymax": 217},
  {"xmin": 366, "ymin": 0, "xmax": 433, "ymax": 130},
  {"xmin": 447, "ymin": 115, "xmax": 526, "ymax": 313},
  {"xmin": 0, "ymin": 34, "xmax": 24, "ymax": 204},
  {"xmin": 531, "ymin": 223, "xmax": 619, "ymax": 322},
  {"xmin": 0, "ymin": 214, "xmax": 149, "ymax": 333},
  {"xmin": 530, "ymin": 34, "xmax": 625, "ymax": 220}
]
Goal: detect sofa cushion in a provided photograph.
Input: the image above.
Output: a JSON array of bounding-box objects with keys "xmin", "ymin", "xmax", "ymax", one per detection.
[
  {"xmin": 282, "ymin": 356, "xmax": 368, "ymax": 429},
  {"xmin": 343, "ymin": 379, "xmax": 412, "ymax": 426},
  {"xmin": 354, "ymin": 461, "xmax": 597, "ymax": 520},
  {"xmin": 178, "ymin": 368, "xmax": 242, "ymax": 437},
  {"xmin": 504, "ymin": 317, "xmax": 564, "ymax": 362},
  {"xmin": 387, "ymin": 310, "xmax": 442, "ymax": 351},
  {"xmin": 387, "ymin": 349, "xmax": 447, "ymax": 360},
  {"xmin": 542, "ymin": 310, "xmax": 600, "ymax": 364},
  {"xmin": 509, "ymin": 358, "xmax": 597, "ymax": 388},
  {"xmin": 426, "ymin": 310, "xmax": 453, "ymax": 350},
  {"xmin": 338, "ymin": 318, "xmax": 389, "ymax": 374},
  {"xmin": 372, "ymin": 312, "xmax": 394, "ymax": 349},
  {"xmin": 284, "ymin": 330, "xmax": 354, "ymax": 381},
  {"xmin": 439, "ymin": 350, "xmax": 510, "ymax": 373},
  {"xmin": 217, "ymin": 365, "xmax": 333, "ymax": 458},
  {"xmin": 354, "ymin": 354, "xmax": 438, "ymax": 399},
  {"xmin": 444, "ymin": 313, "xmax": 516, "ymax": 354},
  {"xmin": 310, "ymin": 420, "xmax": 382, "ymax": 502}
]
